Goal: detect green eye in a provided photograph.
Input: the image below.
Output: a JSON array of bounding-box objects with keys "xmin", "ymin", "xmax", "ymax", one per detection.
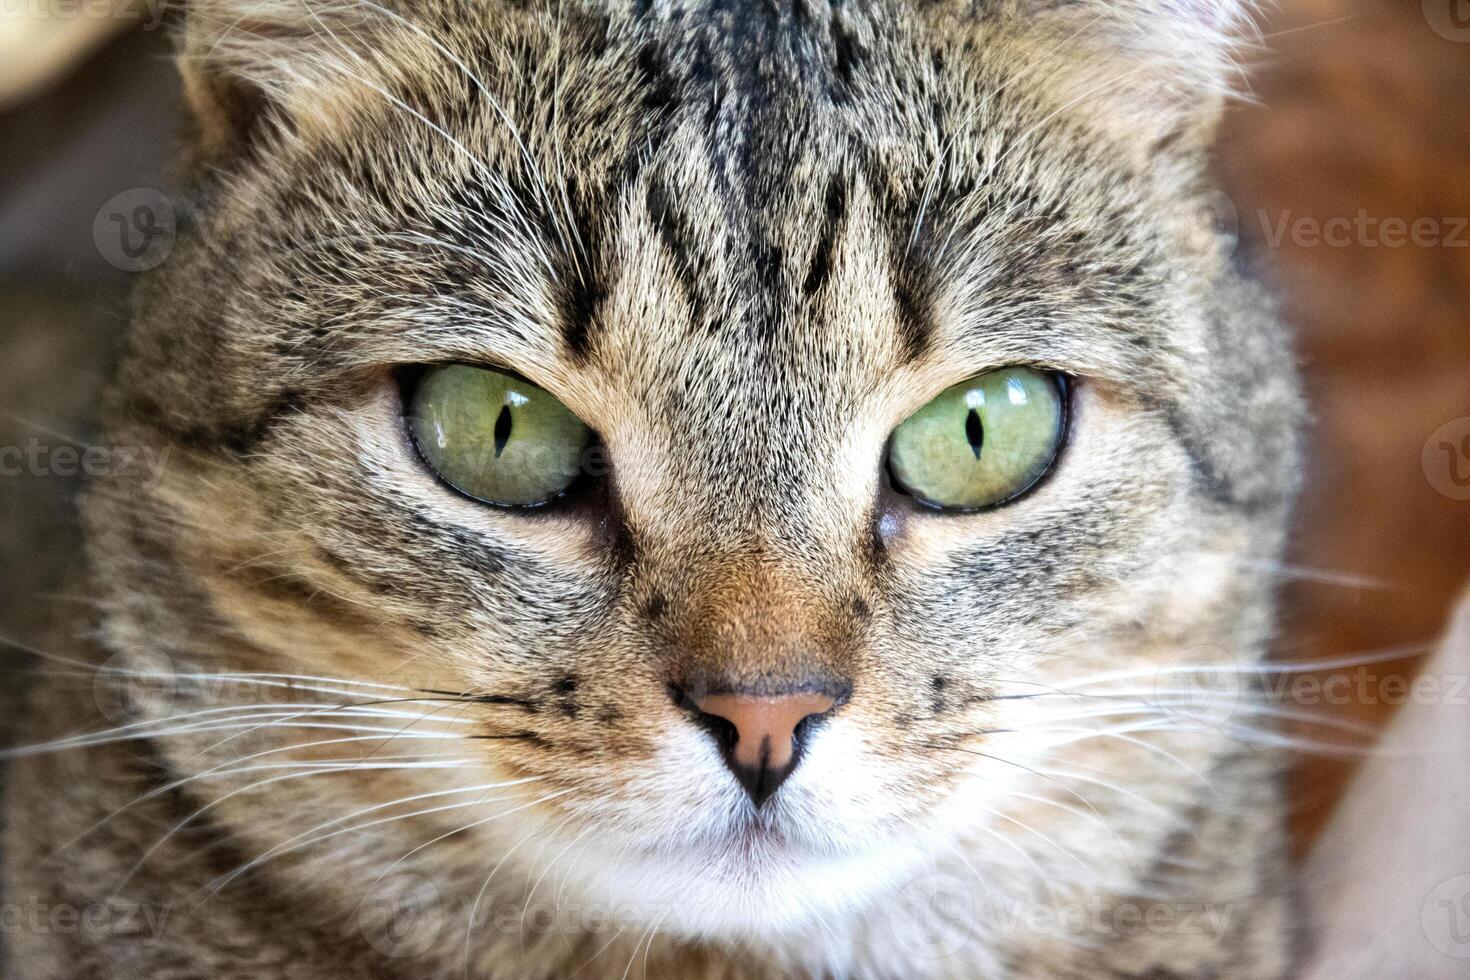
[
  {"xmin": 887, "ymin": 367, "xmax": 1065, "ymax": 511},
  {"xmin": 407, "ymin": 364, "xmax": 594, "ymax": 507}
]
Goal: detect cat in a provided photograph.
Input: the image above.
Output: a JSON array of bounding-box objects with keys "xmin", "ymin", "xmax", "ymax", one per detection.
[{"xmin": 3, "ymin": 0, "xmax": 1304, "ymax": 977}]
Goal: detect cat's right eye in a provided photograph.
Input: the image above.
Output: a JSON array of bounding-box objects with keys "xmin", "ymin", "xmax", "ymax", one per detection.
[
  {"xmin": 886, "ymin": 367, "xmax": 1066, "ymax": 511},
  {"xmin": 406, "ymin": 364, "xmax": 594, "ymax": 508}
]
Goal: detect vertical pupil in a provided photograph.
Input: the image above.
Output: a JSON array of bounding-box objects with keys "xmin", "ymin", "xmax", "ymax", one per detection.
[
  {"xmin": 493, "ymin": 404, "xmax": 513, "ymax": 458},
  {"xmin": 965, "ymin": 408, "xmax": 984, "ymax": 460}
]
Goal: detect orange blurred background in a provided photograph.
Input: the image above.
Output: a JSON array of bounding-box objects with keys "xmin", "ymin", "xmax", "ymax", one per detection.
[{"xmin": 1219, "ymin": 0, "xmax": 1470, "ymax": 845}]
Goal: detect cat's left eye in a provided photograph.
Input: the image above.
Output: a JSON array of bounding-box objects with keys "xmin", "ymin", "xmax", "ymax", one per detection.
[
  {"xmin": 887, "ymin": 367, "xmax": 1066, "ymax": 511},
  {"xmin": 406, "ymin": 364, "xmax": 594, "ymax": 508}
]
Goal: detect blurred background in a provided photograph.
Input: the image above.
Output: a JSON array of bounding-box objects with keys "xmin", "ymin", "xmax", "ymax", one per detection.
[{"xmin": 1, "ymin": 0, "xmax": 1467, "ymax": 852}]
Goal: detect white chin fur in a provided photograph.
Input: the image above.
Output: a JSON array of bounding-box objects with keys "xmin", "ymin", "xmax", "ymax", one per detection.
[
  {"xmin": 553, "ymin": 834, "xmax": 923, "ymax": 942},
  {"xmin": 503, "ymin": 722, "xmax": 933, "ymax": 942}
]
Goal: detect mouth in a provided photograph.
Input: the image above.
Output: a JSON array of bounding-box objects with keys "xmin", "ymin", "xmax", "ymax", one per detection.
[
  {"xmin": 717, "ymin": 811, "xmax": 799, "ymax": 855},
  {"xmin": 623, "ymin": 805, "xmax": 798, "ymax": 866}
]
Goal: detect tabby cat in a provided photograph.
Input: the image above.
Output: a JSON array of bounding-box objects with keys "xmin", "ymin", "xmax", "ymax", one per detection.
[{"xmin": 4, "ymin": 0, "xmax": 1304, "ymax": 976}]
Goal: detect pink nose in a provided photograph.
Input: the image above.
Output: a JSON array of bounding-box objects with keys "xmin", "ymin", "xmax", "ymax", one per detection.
[{"xmin": 685, "ymin": 690, "xmax": 837, "ymax": 806}]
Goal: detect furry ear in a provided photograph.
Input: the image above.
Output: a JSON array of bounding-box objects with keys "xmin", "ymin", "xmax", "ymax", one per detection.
[
  {"xmin": 176, "ymin": 0, "xmax": 397, "ymax": 164},
  {"xmin": 1000, "ymin": 0, "xmax": 1257, "ymax": 153}
]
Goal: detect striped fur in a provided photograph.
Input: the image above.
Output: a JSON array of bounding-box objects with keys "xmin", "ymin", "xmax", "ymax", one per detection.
[{"xmin": 5, "ymin": 2, "xmax": 1301, "ymax": 977}]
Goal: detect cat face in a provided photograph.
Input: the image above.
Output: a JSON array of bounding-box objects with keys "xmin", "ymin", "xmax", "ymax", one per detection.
[{"xmin": 91, "ymin": 0, "xmax": 1298, "ymax": 949}]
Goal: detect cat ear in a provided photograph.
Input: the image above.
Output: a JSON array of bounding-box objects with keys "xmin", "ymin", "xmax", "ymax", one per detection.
[
  {"xmin": 176, "ymin": 0, "xmax": 394, "ymax": 164},
  {"xmin": 1001, "ymin": 0, "xmax": 1257, "ymax": 152}
]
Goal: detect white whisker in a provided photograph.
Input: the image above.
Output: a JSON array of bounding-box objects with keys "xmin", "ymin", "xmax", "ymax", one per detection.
[{"xmin": 202, "ymin": 780, "xmax": 560, "ymax": 902}]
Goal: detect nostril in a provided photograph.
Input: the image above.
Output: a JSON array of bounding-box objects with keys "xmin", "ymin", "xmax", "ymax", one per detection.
[
  {"xmin": 672, "ymin": 684, "xmax": 844, "ymax": 807},
  {"xmin": 670, "ymin": 684, "xmax": 736, "ymax": 751},
  {"xmin": 792, "ymin": 709, "xmax": 825, "ymax": 746},
  {"xmin": 686, "ymin": 702, "xmax": 740, "ymax": 754}
]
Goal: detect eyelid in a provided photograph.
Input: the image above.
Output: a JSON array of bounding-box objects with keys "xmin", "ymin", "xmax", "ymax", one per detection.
[
  {"xmin": 881, "ymin": 361, "xmax": 1076, "ymax": 424},
  {"xmin": 397, "ymin": 361, "xmax": 599, "ymax": 428},
  {"xmin": 399, "ymin": 359, "xmax": 531, "ymax": 387}
]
